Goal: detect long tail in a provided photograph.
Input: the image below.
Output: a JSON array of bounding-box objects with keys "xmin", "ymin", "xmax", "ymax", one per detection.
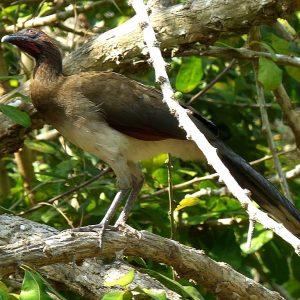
[
  {"xmin": 192, "ymin": 115, "xmax": 300, "ymax": 237},
  {"xmin": 218, "ymin": 145, "xmax": 300, "ymax": 237}
]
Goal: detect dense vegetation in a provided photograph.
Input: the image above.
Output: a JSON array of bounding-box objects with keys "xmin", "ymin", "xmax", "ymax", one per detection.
[{"xmin": 0, "ymin": 1, "xmax": 300, "ymax": 299}]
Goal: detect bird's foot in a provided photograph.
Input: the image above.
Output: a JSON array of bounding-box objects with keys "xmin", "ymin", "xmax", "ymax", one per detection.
[{"xmin": 73, "ymin": 223, "xmax": 111, "ymax": 249}]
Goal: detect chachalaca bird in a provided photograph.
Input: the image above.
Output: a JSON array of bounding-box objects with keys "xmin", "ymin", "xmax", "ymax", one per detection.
[{"xmin": 2, "ymin": 28, "xmax": 300, "ymax": 237}]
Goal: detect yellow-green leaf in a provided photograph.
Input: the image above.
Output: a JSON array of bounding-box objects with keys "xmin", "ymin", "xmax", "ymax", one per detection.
[
  {"xmin": 175, "ymin": 197, "xmax": 200, "ymax": 211},
  {"xmin": 101, "ymin": 291, "xmax": 130, "ymax": 300},
  {"xmin": 104, "ymin": 269, "xmax": 135, "ymax": 287}
]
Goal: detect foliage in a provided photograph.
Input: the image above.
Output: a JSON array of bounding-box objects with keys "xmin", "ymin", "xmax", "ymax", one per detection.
[{"xmin": 0, "ymin": 1, "xmax": 300, "ymax": 299}]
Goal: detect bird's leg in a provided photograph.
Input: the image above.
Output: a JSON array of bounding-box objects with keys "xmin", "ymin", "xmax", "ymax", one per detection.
[
  {"xmin": 99, "ymin": 188, "xmax": 130, "ymax": 228},
  {"xmin": 115, "ymin": 178, "xmax": 144, "ymax": 227},
  {"xmin": 96, "ymin": 188, "xmax": 130, "ymax": 248}
]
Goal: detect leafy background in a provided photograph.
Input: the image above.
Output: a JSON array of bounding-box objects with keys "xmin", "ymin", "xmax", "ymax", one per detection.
[{"xmin": 0, "ymin": 1, "xmax": 300, "ymax": 299}]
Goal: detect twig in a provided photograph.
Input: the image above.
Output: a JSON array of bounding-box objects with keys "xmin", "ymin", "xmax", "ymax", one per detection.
[
  {"xmin": 130, "ymin": 0, "xmax": 300, "ymax": 253},
  {"xmin": 167, "ymin": 154, "xmax": 176, "ymax": 240},
  {"xmin": 4, "ymin": 1, "xmax": 110, "ymax": 33},
  {"xmin": 175, "ymin": 46, "xmax": 300, "ymax": 69},
  {"xmin": 40, "ymin": 202, "xmax": 74, "ymax": 228},
  {"xmin": 19, "ymin": 167, "xmax": 111, "ymax": 216},
  {"xmin": 199, "ymin": 96, "xmax": 272, "ymax": 108},
  {"xmin": 188, "ymin": 58, "xmax": 237, "ymax": 105},
  {"xmin": 250, "ymin": 27, "xmax": 292, "ymax": 201}
]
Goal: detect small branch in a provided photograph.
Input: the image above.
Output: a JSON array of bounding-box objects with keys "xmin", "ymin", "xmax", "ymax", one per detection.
[
  {"xmin": 176, "ymin": 46, "xmax": 300, "ymax": 69},
  {"xmin": 4, "ymin": 1, "xmax": 109, "ymax": 33},
  {"xmin": 167, "ymin": 154, "xmax": 176, "ymax": 240},
  {"xmin": 18, "ymin": 167, "xmax": 111, "ymax": 215},
  {"xmin": 250, "ymin": 27, "xmax": 292, "ymax": 201}
]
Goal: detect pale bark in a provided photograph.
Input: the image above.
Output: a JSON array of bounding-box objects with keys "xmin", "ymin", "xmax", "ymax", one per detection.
[
  {"xmin": 0, "ymin": 214, "xmax": 283, "ymax": 300},
  {"xmin": 0, "ymin": 215, "xmax": 181, "ymax": 300}
]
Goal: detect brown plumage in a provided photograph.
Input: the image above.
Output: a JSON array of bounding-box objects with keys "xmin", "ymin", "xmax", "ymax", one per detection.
[{"xmin": 2, "ymin": 28, "xmax": 300, "ymax": 237}]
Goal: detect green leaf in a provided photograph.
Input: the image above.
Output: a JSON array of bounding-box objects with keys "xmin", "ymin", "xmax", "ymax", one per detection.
[
  {"xmin": 0, "ymin": 104, "xmax": 31, "ymax": 127},
  {"xmin": 24, "ymin": 139, "xmax": 57, "ymax": 154},
  {"xmin": 258, "ymin": 57, "xmax": 282, "ymax": 90},
  {"xmin": 142, "ymin": 289, "xmax": 166, "ymax": 300},
  {"xmin": 101, "ymin": 291, "xmax": 131, "ymax": 300},
  {"xmin": 241, "ymin": 228, "xmax": 273, "ymax": 254},
  {"xmin": 285, "ymin": 66, "xmax": 300, "ymax": 82},
  {"xmin": 0, "ymin": 281, "xmax": 10, "ymax": 300},
  {"xmin": 176, "ymin": 57, "xmax": 203, "ymax": 93},
  {"xmin": 20, "ymin": 268, "xmax": 66, "ymax": 300},
  {"xmin": 104, "ymin": 269, "xmax": 135, "ymax": 287},
  {"xmin": 13, "ymin": 93, "xmax": 32, "ymax": 103},
  {"xmin": 144, "ymin": 269, "xmax": 201, "ymax": 299},
  {"xmin": 270, "ymin": 34, "xmax": 290, "ymax": 54},
  {"xmin": 20, "ymin": 270, "xmax": 53, "ymax": 300},
  {"xmin": 182, "ymin": 286, "xmax": 205, "ymax": 300}
]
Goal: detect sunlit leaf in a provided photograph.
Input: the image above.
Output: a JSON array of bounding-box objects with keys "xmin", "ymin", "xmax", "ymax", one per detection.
[
  {"xmin": 24, "ymin": 139, "xmax": 57, "ymax": 154},
  {"xmin": 176, "ymin": 57, "xmax": 203, "ymax": 93},
  {"xmin": 104, "ymin": 269, "xmax": 135, "ymax": 287},
  {"xmin": 20, "ymin": 270, "xmax": 52, "ymax": 300},
  {"xmin": 241, "ymin": 229, "xmax": 273, "ymax": 254},
  {"xmin": 144, "ymin": 270, "xmax": 202, "ymax": 299},
  {"xmin": 101, "ymin": 291, "xmax": 130, "ymax": 300},
  {"xmin": 0, "ymin": 281, "xmax": 10, "ymax": 300},
  {"xmin": 142, "ymin": 289, "xmax": 166, "ymax": 300},
  {"xmin": 175, "ymin": 197, "xmax": 201, "ymax": 211},
  {"xmin": 182, "ymin": 286, "xmax": 205, "ymax": 300}
]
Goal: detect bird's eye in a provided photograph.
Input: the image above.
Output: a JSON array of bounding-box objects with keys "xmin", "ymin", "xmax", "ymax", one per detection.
[{"xmin": 26, "ymin": 29, "xmax": 38, "ymax": 38}]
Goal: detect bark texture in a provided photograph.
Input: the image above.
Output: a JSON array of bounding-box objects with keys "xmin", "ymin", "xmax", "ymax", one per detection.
[{"xmin": 0, "ymin": 214, "xmax": 284, "ymax": 300}]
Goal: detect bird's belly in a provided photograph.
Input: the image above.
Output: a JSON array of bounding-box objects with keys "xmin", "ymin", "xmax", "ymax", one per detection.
[
  {"xmin": 124, "ymin": 137, "xmax": 203, "ymax": 162},
  {"xmin": 54, "ymin": 121, "xmax": 203, "ymax": 163}
]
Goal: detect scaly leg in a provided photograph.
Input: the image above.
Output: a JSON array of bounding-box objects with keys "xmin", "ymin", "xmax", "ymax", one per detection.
[
  {"xmin": 97, "ymin": 188, "xmax": 130, "ymax": 247},
  {"xmin": 115, "ymin": 178, "xmax": 144, "ymax": 226}
]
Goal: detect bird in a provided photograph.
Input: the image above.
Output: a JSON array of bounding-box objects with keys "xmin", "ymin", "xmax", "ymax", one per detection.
[{"xmin": 2, "ymin": 28, "xmax": 300, "ymax": 237}]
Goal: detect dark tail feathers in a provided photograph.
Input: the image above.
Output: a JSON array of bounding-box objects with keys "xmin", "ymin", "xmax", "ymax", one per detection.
[{"xmin": 218, "ymin": 144, "xmax": 300, "ymax": 237}]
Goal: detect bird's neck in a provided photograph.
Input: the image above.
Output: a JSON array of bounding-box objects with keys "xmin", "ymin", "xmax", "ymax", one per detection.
[{"xmin": 33, "ymin": 54, "xmax": 63, "ymax": 82}]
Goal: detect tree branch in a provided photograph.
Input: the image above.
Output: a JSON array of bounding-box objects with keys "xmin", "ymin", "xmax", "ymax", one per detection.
[
  {"xmin": 0, "ymin": 214, "xmax": 284, "ymax": 300},
  {"xmin": 63, "ymin": 0, "xmax": 299, "ymax": 74},
  {"xmin": 0, "ymin": 215, "xmax": 181, "ymax": 300}
]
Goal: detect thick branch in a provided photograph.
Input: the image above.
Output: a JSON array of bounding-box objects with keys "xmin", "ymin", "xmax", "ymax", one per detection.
[
  {"xmin": 0, "ymin": 215, "xmax": 180, "ymax": 300},
  {"xmin": 63, "ymin": 0, "xmax": 299, "ymax": 74},
  {"xmin": 0, "ymin": 214, "xmax": 283, "ymax": 300}
]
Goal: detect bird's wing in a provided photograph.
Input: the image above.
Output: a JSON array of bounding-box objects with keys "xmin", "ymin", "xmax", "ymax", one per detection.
[{"xmin": 77, "ymin": 72, "xmax": 217, "ymax": 141}]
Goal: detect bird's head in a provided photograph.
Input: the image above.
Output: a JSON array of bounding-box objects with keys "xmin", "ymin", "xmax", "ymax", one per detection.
[{"xmin": 2, "ymin": 28, "xmax": 61, "ymax": 62}]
